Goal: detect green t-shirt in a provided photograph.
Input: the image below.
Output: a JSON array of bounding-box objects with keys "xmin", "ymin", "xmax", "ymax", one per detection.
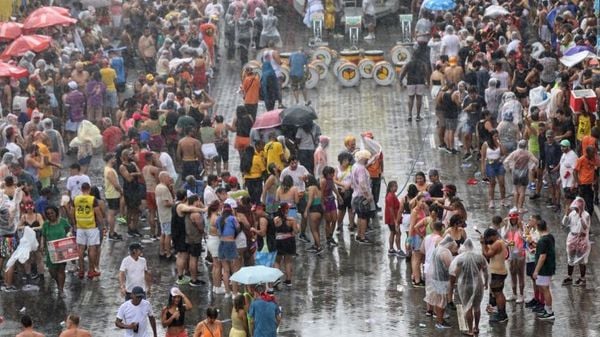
[
  {"xmin": 535, "ymin": 233, "xmax": 556, "ymax": 276},
  {"xmin": 41, "ymin": 218, "xmax": 71, "ymax": 266}
]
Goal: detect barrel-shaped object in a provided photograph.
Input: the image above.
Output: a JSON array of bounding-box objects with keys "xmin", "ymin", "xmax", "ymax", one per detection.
[
  {"xmin": 310, "ymin": 60, "xmax": 328, "ymax": 80},
  {"xmin": 390, "ymin": 45, "xmax": 411, "ymax": 65},
  {"xmin": 339, "ymin": 49, "xmax": 361, "ymax": 65},
  {"xmin": 372, "ymin": 61, "xmax": 395, "ymax": 86},
  {"xmin": 312, "ymin": 46, "xmax": 332, "ymax": 66},
  {"xmin": 305, "ymin": 65, "xmax": 319, "ymax": 89},
  {"xmin": 364, "ymin": 50, "xmax": 385, "ymax": 63},
  {"xmin": 358, "ymin": 59, "xmax": 375, "ymax": 79},
  {"xmin": 280, "ymin": 64, "xmax": 290, "ymax": 88},
  {"xmin": 336, "ymin": 61, "xmax": 360, "ymax": 87}
]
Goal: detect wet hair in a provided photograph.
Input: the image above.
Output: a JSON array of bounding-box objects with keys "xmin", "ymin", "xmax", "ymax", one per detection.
[
  {"xmin": 337, "ymin": 152, "xmax": 353, "ymax": 164},
  {"xmin": 21, "ymin": 315, "xmax": 33, "ymax": 327},
  {"xmin": 176, "ymin": 189, "xmax": 187, "ymax": 201},
  {"xmin": 234, "ymin": 294, "xmax": 245, "ymax": 311},
  {"xmin": 491, "ymin": 215, "xmax": 503, "ymax": 226},
  {"xmin": 267, "ymin": 163, "xmax": 278, "ymax": 175},
  {"xmin": 67, "ymin": 314, "xmax": 80, "ymax": 325},
  {"xmin": 4, "ymin": 176, "xmax": 14, "ymax": 187},
  {"xmin": 281, "ymin": 175, "xmax": 294, "ymax": 192},
  {"xmin": 45, "ymin": 205, "xmax": 59, "ymax": 217},
  {"xmin": 305, "ymin": 175, "xmax": 318, "ymax": 187},
  {"xmin": 70, "ymin": 163, "xmax": 81, "ymax": 171},
  {"xmin": 415, "ymin": 171, "xmax": 426, "ymax": 182},
  {"xmin": 207, "ymin": 174, "xmax": 219, "ymax": 185},
  {"xmin": 187, "ymin": 194, "xmax": 199, "ymax": 205},
  {"xmin": 206, "ymin": 307, "xmax": 219, "ymax": 319},
  {"xmin": 322, "ymin": 166, "xmax": 335, "ymax": 178},
  {"xmin": 449, "ymin": 214, "xmax": 463, "ymax": 227},
  {"xmin": 215, "ymin": 115, "xmax": 224, "ymax": 123},
  {"xmin": 406, "ymin": 184, "xmax": 419, "ymax": 199},
  {"xmin": 386, "ymin": 180, "xmax": 398, "ymax": 194},
  {"xmin": 432, "ymin": 221, "xmax": 444, "ymax": 232}
]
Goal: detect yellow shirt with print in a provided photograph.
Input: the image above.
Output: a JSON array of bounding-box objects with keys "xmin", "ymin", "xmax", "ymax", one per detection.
[
  {"xmin": 264, "ymin": 141, "xmax": 284, "ymax": 171},
  {"xmin": 100, "ymin": 67, "xmax": 117, "ymax": 92},
  {"xmin": 74, "ymin": 195, "xmax": 96, "ymax": 229}
]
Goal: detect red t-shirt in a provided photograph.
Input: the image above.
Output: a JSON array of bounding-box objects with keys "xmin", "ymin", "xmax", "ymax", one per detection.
[
  {"xmin": 102, "ymin": 126, "xmax": 123, "ymax": 153},
  {"xmin": 384, "ymin": 192, "xmax": 400, "ymax": 225}
]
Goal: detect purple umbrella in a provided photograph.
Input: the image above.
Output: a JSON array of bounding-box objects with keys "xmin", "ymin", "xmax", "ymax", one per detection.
[{"xmin": 564, "ymin": 45, "xmax": 594, "ymax": 56}]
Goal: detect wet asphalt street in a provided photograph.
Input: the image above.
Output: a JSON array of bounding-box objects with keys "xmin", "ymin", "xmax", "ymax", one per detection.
[{"xmin": 2, "ymin": 8, "xmax": 600, "ymax": 337}]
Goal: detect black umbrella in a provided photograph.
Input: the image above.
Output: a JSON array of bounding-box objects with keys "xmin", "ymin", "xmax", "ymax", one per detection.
[{"xmin": 280, "ymin": 105, "xmax": 318, "ymax": 126}]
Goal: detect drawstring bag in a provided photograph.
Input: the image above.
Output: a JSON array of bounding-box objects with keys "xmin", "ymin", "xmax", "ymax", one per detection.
[{"xmin": 255, "ymin": 241, "xmax": 277, "ymax": 267}]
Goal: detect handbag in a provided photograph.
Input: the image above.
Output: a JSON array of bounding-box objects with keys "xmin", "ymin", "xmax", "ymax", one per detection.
[{"xmin": 255, "ymin": 240, "xmax": 277, "ymax": 267}]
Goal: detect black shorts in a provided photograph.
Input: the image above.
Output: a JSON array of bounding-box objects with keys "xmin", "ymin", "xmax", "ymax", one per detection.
[
  {"xmin": 276, "ymin": 238, "xmax": 296, "ymax": 256},
  {"xmin": 526, "ymin": 262, "xmax": 535, "ymax": 277},
  {"xmin": 290, "ymin": 75, "xmax": 305, "ymax": 90},
  {"xmin": 107, "ymin": 198, "xmax": 120, "ymax": 211},
  {"xmin": 563, "ymin": 187, "xmax": 577, "ymax": 200},
  {"xmin": 182, "ymin": 160, "xmax": 200, "ymax": 179},
  {"xmin": 363, "ymin": 14, "xmax": 375, "ymax": 27},
  {"xmin": 512, "ymin": 172, "xmax": 529, "ymax": 186},
  {"xmin": 297, "ymin": 195, "xmax": 308, "ymax": 214},
  {"xmin": 188, "ymin": 243, "xmax": 203, "ymax": 257},
  {"xmin": 173, "ymin": 235, "xmax": 188, "ymax": 253},
  {"xmin": 308, "ymin": 204, "xmax": 323, "ymax": 214},
  {"xmin": 216, "ymin": 142, "xmax": 229, "ymax": 163},
  {"xmin": 337, "ymin": 188, "xmax": 353, "ymax": 211},
  {"xmin": 490, "ymin": 273, "xmax": 507, "ymax": 292}
]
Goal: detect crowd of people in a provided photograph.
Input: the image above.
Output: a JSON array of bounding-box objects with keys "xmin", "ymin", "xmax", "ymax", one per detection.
[{"xmin": 0, "ymin": 0, "xmax": 598, "ymax": 336}]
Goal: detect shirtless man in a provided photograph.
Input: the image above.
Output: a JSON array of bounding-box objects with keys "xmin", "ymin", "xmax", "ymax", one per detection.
[
  {"xmin": 70, "ymin": 62, "xmax": 89, "ymax": 89},
  {"xmin": 177, "ymin": 127, "xmax": 204, "ymax": 179},
  {"xmin": 16, "ymin": 315, "xmax": 44, "ymax": 337},
  {"xmin": 59, "ymin": 314, "xmax": 92, "ymax": 337},
  {"xmin": 444, "ymin": 56, "xmax": 464, "ymax": 85},
  {"xmin": 536, "ymin": 3, "xmax": 549, "ymax": 42},
  {"xmin": 142, "ymin": 152, "xmax": 161, "ymax": 239}
]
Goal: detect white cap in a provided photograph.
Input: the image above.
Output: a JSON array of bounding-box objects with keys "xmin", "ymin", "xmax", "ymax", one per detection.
[
  {"xmin": 170, "ymin": 287, "xmax": 182, "ymax": 297},
  {"xmin": 68, "ymin": 81, "xmax": 78, "ymax": 90},
  {"xmin": 224, "ymin": 198, "xmax": 238, "ymax": 209}
]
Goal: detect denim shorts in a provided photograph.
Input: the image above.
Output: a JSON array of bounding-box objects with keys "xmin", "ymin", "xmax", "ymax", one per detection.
[
  {"xmin": 485, "ymin": 161, "xmax": 505, "ymax": 178},
  {"xmin": 218, "ymin": 241, "xmax": 238, "ymax": 261}
]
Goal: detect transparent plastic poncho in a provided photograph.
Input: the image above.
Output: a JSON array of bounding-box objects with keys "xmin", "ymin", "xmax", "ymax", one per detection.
[{"xmin": 449, "ymin": 239, "xmax": 488, "ymax": 313}]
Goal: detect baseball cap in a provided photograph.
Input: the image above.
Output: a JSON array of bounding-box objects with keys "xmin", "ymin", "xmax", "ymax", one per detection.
[
  {"xmin": 129, "ymin": 242, "xmax": 143, "ymax": 251},
  {"xmin": 228, "ymin": 176, "xmax": 239, "ymax": 186},
  {"xmin": 170, "ymin": 287, "xmax": 182, "ymax": 297},
  {"xmin": 560, "ymin": 139, "xmax": 571, "ymax": 147},
  {"xmin": 131, "ymin": 286, "xmax": 146, "ymax": 297}
]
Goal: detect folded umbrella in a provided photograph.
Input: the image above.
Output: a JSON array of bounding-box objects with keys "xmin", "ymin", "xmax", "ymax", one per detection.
[
  {"xmin": 1, "ymin": 35, "xmax": 52, "ymax": 58},
  {"xmin": 280, "ymin": 105, "xmax": 318, "ymax": 126},
  {"xmin": 0, "ymin": 22, "xmax": 22, "ymax": 40},
  {"xmin": 253, "ymin": 109, "xmax": 282, "ymax": 130},
  {"xmin": 230, "ymin": 265, "xmax": 284, "ymax": 285},
  {"xmin": 0, "ymin": 62, "xmax": 28, "ymax": 79}
]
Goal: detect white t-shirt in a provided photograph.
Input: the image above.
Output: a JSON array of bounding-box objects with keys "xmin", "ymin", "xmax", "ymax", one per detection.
[
  {"xmin": 155, "ymin": 183, "xmax": 173, "ymax": 224},
  {"xmin": 560, "ymin": 150, "xmax": 578, "ymax": 188},
  {"xmin": 66, "ymin": 174, "xmax": 91, "ymax": 197},
  {"xmin": 119, "ymin": 255, "xmax": 148, "ymax": 292},
  {"xmin": 203, "ymin": 185, "xmax": 218, "ymax": 205},
  {"xmin": 116, "ymin": 299, "xmax": 154, "ymax": 337},
  {"xmin": 6, "ymin": 142, "xmax": 22, "ymax": 160},
  {"xmin": 440, "ymin": 34, "xmax": 460, "ymax": 57},
  {"xmin": 159, "ymin": 152, "xmax": 178, "ymax": 182},
  {"xmin": 280, "ymin": 165, "xmax": 309, "ymax": 192}
]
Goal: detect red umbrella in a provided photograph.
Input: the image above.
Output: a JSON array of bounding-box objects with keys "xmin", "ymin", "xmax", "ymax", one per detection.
[
  {"xmin": 23, "ymin": 8, "xmax": 77, "ymax": 30},
  {"xmin": 252, "ymin": 109, "xmax": 283, "ymax": 130},
  {"xmin": 0, "ymin": 22, "xmax": 23, "ymax": 40},
  {"xmin": 29, "ymin": 6, "xmax": 72, "ymax": 17},
  {"xmin": 1, "ymin": 35, "xmax": 52, "ymax": 58},
  {"xmin": 0, "ymin": 62, "xmax": 28, "ymax": 78}
]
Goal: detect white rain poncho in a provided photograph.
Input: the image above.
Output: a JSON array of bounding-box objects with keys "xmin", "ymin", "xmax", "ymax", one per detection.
[
  {"xmin": 449, "ymin": 239, "xmax": 488, "ymax": 313},
  {"xmin": 424, "ymin": 236, "xmax": 456, "ymax": 308},
  {"xmin": 259, "ymin": 7, "xmax": 281, "ymax": 48},
  {"xmin": 564, "ymin": 197, "xmax": 591, "ymax": 266},
  {"xmin": 6, "ymin": 226, "xmax": 38, "ymax": 270},
  {"xmin": 497, "ymin": 91, "xmax": 523, "ymax": 126}
]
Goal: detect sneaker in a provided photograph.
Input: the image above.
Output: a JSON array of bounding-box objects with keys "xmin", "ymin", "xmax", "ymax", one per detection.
[
  {"xmin": 133, "ymin": 230, "xmax": 143, "ymax": 237},
  {"xmin": 525, "ymin": 298, "xmax": 538, "ymax": 308},
  {"xmin": 450, "ymin": 149, "xmax": 459, "ymax": 155},
  {"xmin": 532, "ymin": 304, "xmax": 546, "ymax": 313},
  {"xmin": 189, "ymin": 279, "xmax": 205, "ymax": 287},
  {"xmin": 1, "ymin": 285, "xmax": 17, "ymax": 292},
  {"xmin": 489, "ymin": 312, "xmax": 508, "ymax": 323},
  {"xmin": 463, "ymin": 152, "xmax": 473, "ymax": 161},
  {"xmin": 562, "ymin": 277, "xmax": 573, "ymax": 286},
  {"xmin": 328, "ymin": 238, "xmax": 338, "ymax": 247},
  {"xmin": 407, "ymin": 116, "xmax": 413, "ymax": 122},
  {"xmin": 388, "ymin": 249, "xmax": 397, "ymax": 256},
  {"xmin": 506, "ymin": 294, "xmax": 515, "ymax": 301},
  {"xmin": 537, "ymin": 311, "xmax": 555, "ymax": 320},
  {"xmin": 443, "ymin": 146, "xmax": 452, "ymax": 154},
  {"xmin": 21, "ymin": 284, "xmax": 40, "ymax": 291},
  {"xmin": 176, "ymin": 277, "xmax": 190, "ymax": 285},
  {"xmin": 127, "ymin": 230, "xmax": 138, "ymax": 238},
  {"xmin": 357, "ymin": 238, "xmax": 372, "ymax": 245},
  {"xmin": 425, "ymin": 310, "xmax": 434, "ymax": 317},
  {"xmin": 438, "ymin": 144, "xmax": 448, "ymax": 151},
  {"xmin": 574, "ymin": 278, "xmax": 586, "ymax": 287},
  {"xmin": 528, "ymin": 182, "xmax": 536, "ymax": 190},
  {"xmin": 213, "ymin": 286, "xmax": 226, "ymax": 294},
  {"xmin": 395, "ymin": 250, "xmax": 407, "ymax": 258},
  {"xmin": 315, "ymin": 247, "xmax": 324, "ymax": 255},
  {"xmin": 298, "ymin": 233, "xmax": 310, "ymax": 243},
  {"xmin": 530, "ymin": 194, "xmax": 541, "ymax": 200},
  {"xmin": 415, "ymin": 116, "xmax": 423, "ymax": 122},
  {"xmin": 435, "ymin": 321, "xmax": 451, "ymax": 329},
  {"xmin": 413, "ymin": 280, "xmax": 425, "ymax": 288},
  {"xmin": 516, "ymin": 295, "xmax": 524, "ymax": 304},
  {"xmin": 116, "ymin": 216, "xmax": 127, "ymax": 224},
  {"xmin": 284, "ymin": 280, "xmax": 292, "ymax": 287},
  {"xmin": 108, "ymin": 232, "xmax": 123, "ymax": 241},
  {"xmin": 306, "ymin": 246, "xmax": 318, "ymax": 252}
]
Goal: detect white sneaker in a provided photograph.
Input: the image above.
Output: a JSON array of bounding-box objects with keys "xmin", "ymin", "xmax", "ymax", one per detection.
[
  {"xmin": 506, "ymin": 294, "xmax": 516, "ymax": 301},
  {"xmin": 516, "ymin": 295, "xmax": 524, "ymax": 304}
]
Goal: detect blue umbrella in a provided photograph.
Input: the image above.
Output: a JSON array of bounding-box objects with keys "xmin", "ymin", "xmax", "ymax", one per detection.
[
  {"xmin": 422, "ymin": 0, "xmax": 456, "ymax": 11},
  {"xmin": 230, "ymin": 265, "xmax": 284, "ymax": 285}
]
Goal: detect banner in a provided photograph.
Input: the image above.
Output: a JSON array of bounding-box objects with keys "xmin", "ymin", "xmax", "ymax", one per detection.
[{"xmin": 47, "ymin": 237, "xmax": 79, "ymax": 264}]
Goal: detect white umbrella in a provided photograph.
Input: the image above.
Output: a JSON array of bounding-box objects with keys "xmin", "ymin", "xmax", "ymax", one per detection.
[
  {"xmin": 484, "ymin": 5, "xmax": 510, "ymax": 17},
  {"xmin": 230, "ymin": 266, "xmax": 283, "ymax": 285}
]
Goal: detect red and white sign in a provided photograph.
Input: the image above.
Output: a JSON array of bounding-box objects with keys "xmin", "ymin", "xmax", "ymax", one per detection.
[{"xmin": 47, "ymin": 237, "xmax": 79, "ymax": 264}]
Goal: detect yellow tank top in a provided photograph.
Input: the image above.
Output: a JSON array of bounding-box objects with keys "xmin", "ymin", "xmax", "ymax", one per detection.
[
  {"xmin": 104, "ymin": 166, "xmax": 121, "ymax": 199},
  {"xmin": 74, "ymin": 195, "xmax": 96, "ymax": 229}
]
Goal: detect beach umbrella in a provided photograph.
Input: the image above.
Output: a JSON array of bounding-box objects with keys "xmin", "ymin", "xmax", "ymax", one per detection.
[
  {"xmin": 0, "ymin": 22, "xmax": 23, "ymax": 40},
  {"xmin": 421, "ymin": 0, "xmax": 456, "ymax": 11},
  {"xmin": 280, "ymin": 105, "xmax": 318, "ymax": 126},
  {"xmin": 0, "ymin": 62, "xmax": 28, "ymax": 78},
  {"xmin": 23, "ymin": 7, "xmax": 77, "ymax": 30},
  {"xmin": 1, "ymin": 35, "xmax": 52, "ymax": 58}
]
